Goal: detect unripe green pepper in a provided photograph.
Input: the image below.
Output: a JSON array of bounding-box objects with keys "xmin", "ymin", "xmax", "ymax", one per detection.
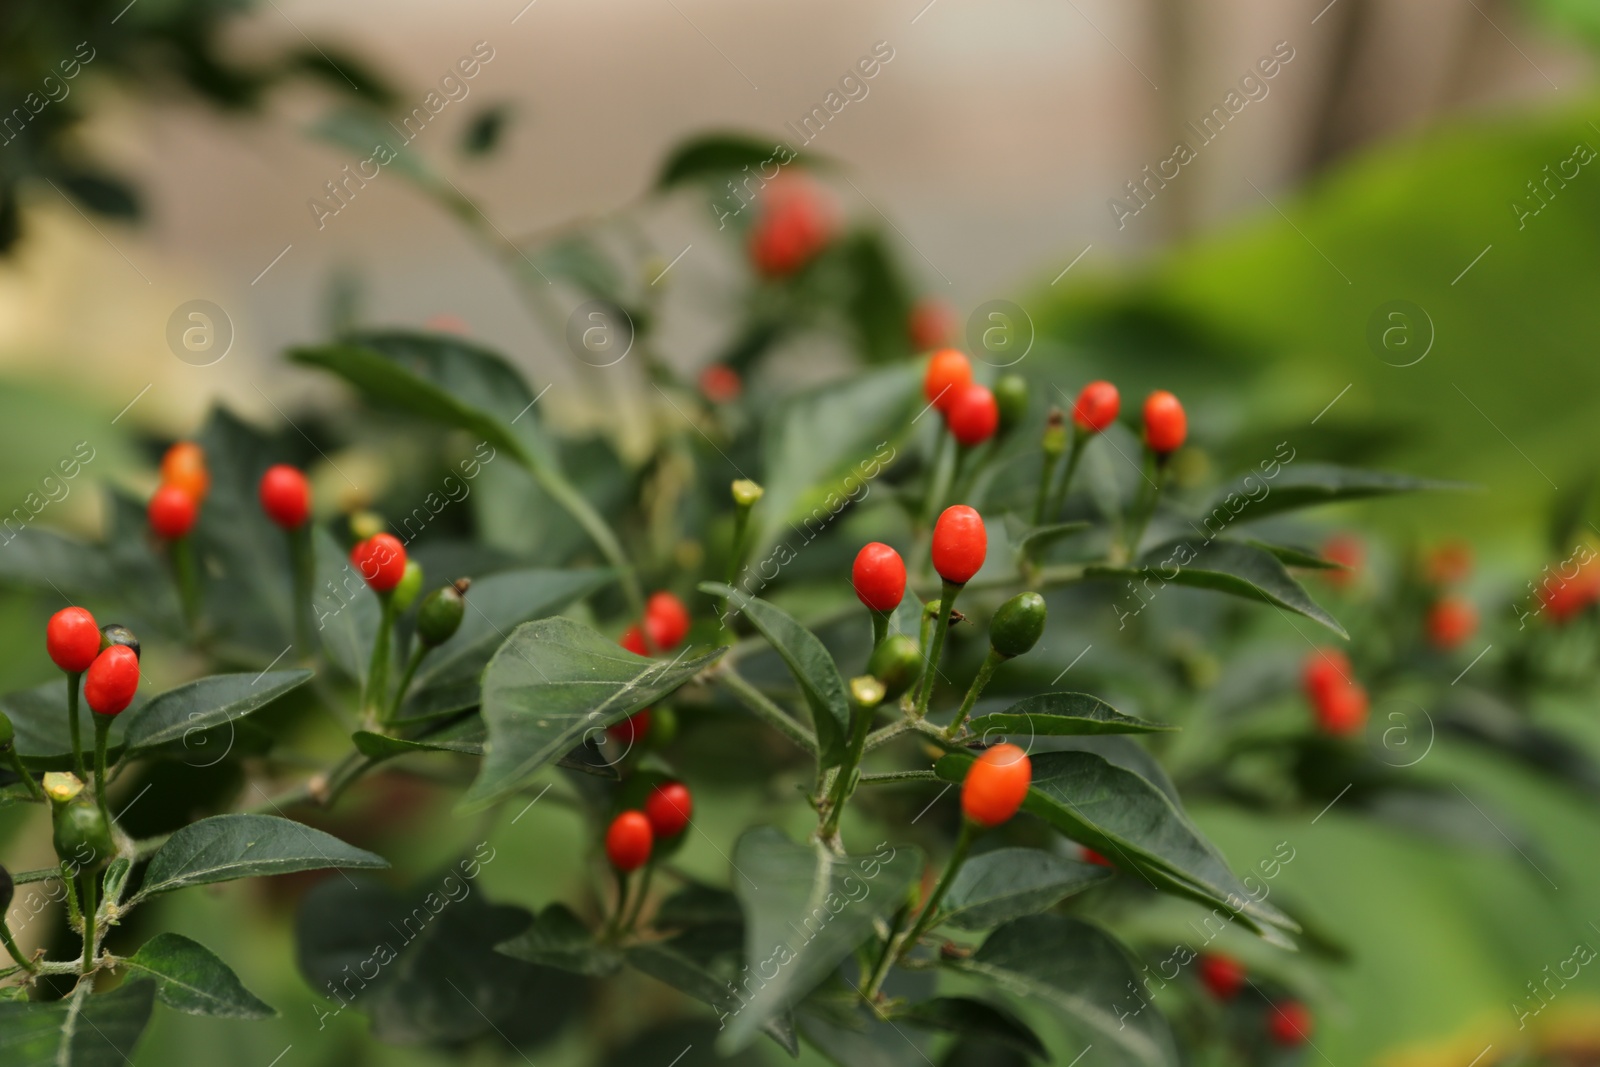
[
  {"xmin": 98, "ymin": 624, "xmax": 141, "ymax": 661},
  {"xmin": 417, "ymin": 578, "xmax": 470, "ymax": 647},
  {"xmin": 391, "ymin": 561, "xmax": 424, "ymax": 612},
  {"xmin": 867, "ymin": 634, "xmax": 923, "ymax": 701},
  {"xmin": 989, "ymin": 592, "xmax": 1047, "ymax": 658},
  {"xmin": 651, "ymin": 706, "xmax": 679, "ymax": 748},
  {"xmin": 994, "ymin": 374, "xmax": 1029, "ymax": 436},
  {"xmin": 53, "ymin": 799, "xmax": 111, "ymax": 870}
]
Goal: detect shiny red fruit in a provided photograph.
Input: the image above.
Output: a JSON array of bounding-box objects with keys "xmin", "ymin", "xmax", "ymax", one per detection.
[
  {"xmin": 908, "ymin": 298, "xmax": 957, "ymax": 351},
  {"xmin": 605, "ymin": 810, "xmax": 654, "ymax": 872},
  {"xmin": 645, "ymin": 592, "xmax": 691, "ymax": 650},
  {"xmin": 923, "ymin": 349, "xmax": 973, "ymax": 412},
  {"xmin": 852, "ymin": 543, "xmax": 907, "ymax": 613},
  {"xmin": 1267, "ymin": 1001, "xmax": 1314, "ymax": 1046},
  {"xmin": 148, "ymin": 484, "xmax": 198, "ymax": 540},
  {"xmin": 961, "ymin": 743, "xmax": 1032, "ymax": 827},
  {"xmin": 259, "ymin": 464, "xmax": 311, "ymax": 529},
  {"xmin": 1198, "ymin": 953, "xmax": 1246, "ymax": 1000},
  {"xmin": 350, "ymin": 533, "xmax": 407, "ymax": 593},
  {"xmin": 160, "ymin": 442, "xmax": 210, "ymax": 503},
  {"xmin": 1316, "ymin": 681, "xmax": 1369, "ymax": 737},
  {"xmin": 84, "ymin": 645, "xmax": 139, "ymax": 716},
  {"xmin": 645, "ymin": 781, "xmax": 693, "ymax": 838},
  {"xmin": 1142, "ymin": 390, "xmax": 1186, "ymax": 454},
  {"xmin": 1539, "ymin": 560, "xmax": 1600, "ymax": 623},
  {"xmin": 607, "ymin": 708, "xmax": 651, "ymax": 747},
  {"xmin": 748, "ymin": 176, "xmax": 835, "ymax": 277},
  {"xmin": 699, "ymin": 364, "xmax": 742, "ymax": 404},
  {"xmin": 1072, "ymin": 381, "xmax": 1120, "ymax": 434},
  {"xmin": 946, "ymin": 383, "xmax": 999, "ymax": 447},
  {"xmin": 1427, "ymin": 596, "xmax": 1477, "ymax": 650},
  {"xmin": 1302, "ymin": 649, "xmax": 1352, "ymax": 703},
  {"xmin": 47, "ymin": 607, "xmax": 101, "ymax": 674},
  {"xmin": 931, "ymin": 505, "xmax": 987, "ymax": 585},
  {"xmin": 619, "ymin": 626, "xmax": 650, "ymax": 656}
]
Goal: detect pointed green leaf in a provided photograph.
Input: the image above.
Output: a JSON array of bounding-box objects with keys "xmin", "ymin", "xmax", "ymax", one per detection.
[
  {"xmin": 965, "ymin": 693, "xmax": 1175, "ymax": 742},
  {"xmin": 1088, "ymin": 538, "xmax": 1346, "ymax": 637},
  {"xmin": 656, "ymin": 132, "xmax": 827, "ymax": 189},
  {"xmin": 123, "ymin": 671, "xmax": 312, "ymax": 753},
  {"xmin": 951, "ymin": 916, "xmax": 1177, "ymax": 1067},
  {"xmin": 398, "ymin": 568, "xmax": 614, "ymax": 721},
  {"xmin": 626, "ymin": 942, "xmax": 800, "ymax": 1055},
  {"xmin": 700, "ymin": 583, "xmax": 850, "ymax": 766},
  {"xmin": 461, "ymin": 618, "xmax": 723, "ymax": 812},
  {"xmin": 935, "ymin": 751, "xmax": 1297, "ymax": 943},
  {"xmin": 1203, "ymin": 464, "xmax": 1463, "ymax": 522},
  {"xmin": 136, "ymin": 814, "xmax": 388, "ymax": 899},
  {"xmin": 124, "ymin": 933, "xmax": 275, "ymax": 1018},
  {"xmin": 0, "ymin": 979, "xmax": 154, "ymax": 1066},
  {"xmin": 942, "ymin": 847, "xmax": 1112, "ymax": 931},
  {"xmin": 894, "ymin": 997, "xmax": 1047, "ymax": 1060},
  {"xmin": 496, "ymin": 904, "xmax": 620, "ymax": 976},
  {"xmin": 719, "ymin": 827, "xmax": 921, "ymax": 1053},
  {"xmin": 1247, "ymin": 539, "xmax": 1342, "ymax": 570}
]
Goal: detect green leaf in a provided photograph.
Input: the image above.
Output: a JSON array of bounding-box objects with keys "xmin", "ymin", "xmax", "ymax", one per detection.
[
  {"xmin": 0, "ymin": 979, "xmax": 155, "ymax": 1065},
  {"xmin": 841, "ymin": 231, "xmax": 915, "ymax": 363},
  {"xmin": 398, "ymin": 568, "xmax": 614, "ymax": 721},
  {"xmin": 136, "ymin": 814, "xmax": 388, "ymax": 898},
  {"xmin": 496, "ymin": 903, "xmax": 620, "ymax": 976},
  {"xmin": 700, "ymin": 583, "xmax": 850, "ymax": 766},
  {"xmin": 1002, "ymin": 514, "xmax": 1093, "ymax": 562},
  {"xmin": 719, "ymin": 827, "xmax": 921, "ymax": 1053},
  {"xmin": 655, "ymin": 132, "xmax": 823, "ymax": 189},
  {"xmin": 124, "ymin": 933, "xmax": 275, "ymax": 1018},
  {"xmin": 1203, "ymin": 464, "xmax": 1463, "ymax": 523},
  {"xmin": 935, "ymin": 751, "xmax": 1297, "ymax": 943},
  {"xmin": 1247, "ymin": 539, "xmax": 1342, "ymax": 570},
  {"xmin": 894, "ymin": 997, "xmax": 1047, "ymax": 1060},
  {"xmin": 1088, "ymin": 537, "xmax": 1346, "ymax": 637},
  {"xmin": 965, "ymin": 693, "xmax": 1175, "ymax": 742},
  {"xmin": 123, "ymin": 671, "xmax": 312, "ymax": 753},
  {"xmin": 1, "ymin": 681, "xmax": 132, "ymax": 767},
  {"xmin": 625, "ymin": 943, "xmax": 799, "ymax": 1055},
  {"xmin": 950, "ymin": 916, "xmax": 1177, "ymax": 1067},
  {"xmin": 747, "ymin": 364, "xmax": 919, "ymax": 563},
  {"xmin": 461, "ymin": 103, "xmax": 513, "ymax": 157},
  {"xmin": 460, "ymin": 618, "xmax": 723, "ymax": 812},
  {"xmin": 942, "ymin": 847, "xmax": 1112, "ymax": 931},
  {"xmin": 311, "ymin": 526, "xmax": 382, "ymax": 683}
]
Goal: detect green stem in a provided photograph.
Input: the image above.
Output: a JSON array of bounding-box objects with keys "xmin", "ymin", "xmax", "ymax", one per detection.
[
  {"xmin": 913, "ymin": 581, "xmax": 962, "ymax": 719},
  {"xmin": 948, "ymin": 443, "xmax": 993, "ymax": 507},
  {"xmin": 870, "ymin": 611, "xmax": 889, "ymax": 650},
  {"xmin": 3, "ymin": 748, "xmax": 42, "ymax": 800},
  {"xmin": 389, "ymin": 644, "xmax": 429, "ymax": 723},
  {"xmin": 1045, "ymin": 431, "xmax": 1086, "ymax": 522},
  {"xmin": 716, "ymin": 668, "xmax": 819, "ymax": 756},
  {"xmin": 1032, "ymin": 444, "xmax": 1059, "ymax": 526},
  {"xmin": 78, "ymin": 871, "xmax": 97, "ymax": 975},
  {"xmin": 92, "ymin": 715, "xmax": 112, "ymax": 827},
  {"xmin": 862, "ymin": 903, "xmax": 911, "ymax": 1003},
  {"xmin": 909, "ymin": 600, "xmax": 939, "ymax": 708},
  {"xmin": 620, "ymin": 861, "xmax": 654, "ymax": 932},
  {"xmin": 59, "ymin": 863, "xmax": 81, "ymax": 932},
  {"xmin": 1123, "ymin": 449, "xmax": 1164, "ymax": 560},
  {"xmin": 910, "ymin": 435, "xmax": 957, "ymax": 577},
  {"xmin": 363, "ymin": 594, "xmax": 396, "ymax": 726},
  {"xmin": 897, "ymin": 821, "xmax": 975, "ymax": 958},
  {"xmin": 603, "ymin": 867, "xmax": 633, "ymax": 941},
  {"xmin": 172, "ymin": 535, "xmax": 201, "ymax": 633},
  {"xmin": 821, "ymin": 699, "xmax": 879, "ymax": 839},
  {"xmin": 0, "ymin": 920, "xmax": 36, "ymax": 974},
  {"xmin": 288, "ymin": 525, "xmax": 314, "ymax": 656},
  {"xmin": 946, "ymin": 649, "xmax": 1004, "ymax": 738},
  {"xmin": 66, "ymin": 673, "xmax": 86, "ymax": 781}
]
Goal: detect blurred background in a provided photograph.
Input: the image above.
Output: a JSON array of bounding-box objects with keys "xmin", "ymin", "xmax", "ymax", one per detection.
[{"xmin": 4, "ymin": 0, "xmax": 1600, "ymax": 1064}]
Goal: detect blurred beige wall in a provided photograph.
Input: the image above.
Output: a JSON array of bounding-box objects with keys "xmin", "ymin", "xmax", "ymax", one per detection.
[{"xmin": 0, "ymin": 0, "xmax": 1586, "ymax": 435}]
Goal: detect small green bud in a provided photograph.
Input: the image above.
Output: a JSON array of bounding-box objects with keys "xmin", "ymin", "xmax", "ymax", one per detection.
[
  {"xmin": 42, "ymin": 772, "xmax": 83, "ymax": 806},
  {"xmin": 0, "ymin": 711, "xmax": 12, "ymax": 751},
  {"xmin": 994, "ymin": 374, "xmax": 1029, "ymax": 436},
  {"xmin": 850, "ymin": 676, "xmax": 886, "ymax": 708},
  {"xmin": 392, "ymin": 561, "xmax": 424, "ymax": 612},
  {"xmin": 1041, "ymin": 408, "xmax": 1067, "ymax": 457},
  {"xmin": 989, "ymin": 592, "xmax": 1047, "ymax": 658},
  {"xmin": 53, "ymin": 799, "xmax": 111, "ymax": 870},
  {"xmin": 417, "ymin": 578, "xmax": 470, "ymax": 647},
  {"xmin": 99, "ymin": 624, "xmax": 141, "ymax": 661},
  {"xmin": 867, "ymin": 634, "xmax": 923, "ymax": 701},
  {"xmin": 349, "ymin": 511, "xmax": 385, "ymax": 541},
  {"xmin": 732, "ymin": 479, "xmax": 765, "ymax": 508}
]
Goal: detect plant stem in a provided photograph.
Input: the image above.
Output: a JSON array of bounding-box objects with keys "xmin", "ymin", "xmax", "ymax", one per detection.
[
  {"xmin": 1123, "ymin": 448, "xmax": 1164, "ymax": 559},
  {"xmin": 909, "ymin": 599, "xmax": 938, "ymax": 708},
  {"xmin": 66, "ymin": 673, "xmax": 86, "ymax": 781},
  {"xmin": 288, "ymin": 525, "xmax": 314, "ymax": 656},
  {"xmin": 896, "ymin": 820, "xmax": 975, "ymax": 958},
  {"xmin": 821, "ymin": 698, "xmax": 879, "ymax": 839},
  {"xmin": 716, "ymin": 668, "xmax": 819, "ymax": 756},
  {"xmin": 78, "ymin": 870, "xmax": 98, "ymax": 974},
  {"xmin": 913, "ymin": 581, "xmax": 962, "ymax": 719},
  {"xmin": 946, "ymin": 649, "xmax": 1004, "ymax": 738},
  {"xmin": 870, "ymin": 611, "xmax": 889, "ymax": 650},
  {"xmin": 620, "ymin": 861, "xmax": 654, "ymax": 932},
  {"xmin": 60, "ymin": 863, "xmax": 81, "ymax": 932},
  {"xmin": 1045, "ymin": 432, "xmax": 1087, "ymax": 522},
  {"xmin": 363, "ymin": 594, "xmax": 396, "ymax": 727},
  {"xmin": 1031, "ymin": 444, "xmax": 1058, "ymax": 526},
  {"xmin": 389, "ymin": 644, "xmax": 429, "ymax": 723},
  {"xmin": 862, "ymin": 903, "xmax": 911, "ymax": 1004},
  {"xmin": 172, "ymin": 534, "xmax": 202, "ymax": 633},
  {"xmin": 910, "ymin": 435, "xmax": 957, "ymax": 577},
  {"xmin": 3, "ymin": 748, "xmax": 42, "ymax": 800},
  {"xmin": 0, "ymin": 920, "xmax": 36, "ymax": 974},
  {"xmin": 92, "ymin": 715, "xmax": 112, "ymax": 827},
  {"xmin": 603, "ymin": 867, "xmax": 632, "ymax": 941}
]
